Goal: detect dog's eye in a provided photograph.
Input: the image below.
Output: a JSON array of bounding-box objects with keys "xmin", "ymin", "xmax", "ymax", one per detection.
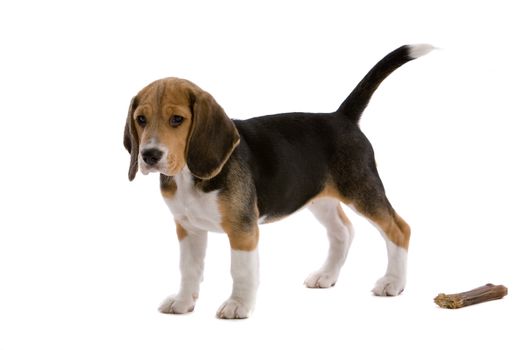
[
  {"xmin": 136, "ymin": 115, "xmax": 147, "ymax": 127},
  {"xmin": 169, "ymin": 115, "xmax": 184, "ymax": 128}
]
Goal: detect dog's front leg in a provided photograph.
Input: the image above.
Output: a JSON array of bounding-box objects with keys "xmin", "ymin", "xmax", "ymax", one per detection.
[
  {"xmin": 216, "ymin": 229, "xmax": 259, "ymax": 319},
  {"xmin": 159, "ymin": 222, "xmax": 207, "ymax": 314}
]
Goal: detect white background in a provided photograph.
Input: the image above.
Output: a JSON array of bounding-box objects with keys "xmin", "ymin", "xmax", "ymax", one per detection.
[{"xmin": 1, "ymin": 0, "xmax": 524, "ymax": 349}]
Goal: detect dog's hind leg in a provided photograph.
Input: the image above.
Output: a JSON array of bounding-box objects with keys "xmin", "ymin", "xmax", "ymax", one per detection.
[
  {"xmin": 348, "ymin": 190, "xmax": 411, "ymax": 296},
  {"xmin": 369, "ymin": 209, "xmax": 410, "ymax": 296},
  {"xmin": 304, "ymin": 198, "xmax": 355, "ymax": 288}
]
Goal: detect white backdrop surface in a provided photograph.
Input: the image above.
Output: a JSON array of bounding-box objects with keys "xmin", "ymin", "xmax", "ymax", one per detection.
[{"xmin": 0, "ymin": 1, "xmax": 523, "ymax": 349}]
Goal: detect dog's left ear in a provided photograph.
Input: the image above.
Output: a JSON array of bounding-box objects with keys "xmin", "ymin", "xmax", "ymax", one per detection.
[
  {"xmin": 123, "ymin": 96, "xmax": 139, "ymax": 181},
  {"xmin": 186, "ymin": 90, "xmax": 240, "ymax": 180}
]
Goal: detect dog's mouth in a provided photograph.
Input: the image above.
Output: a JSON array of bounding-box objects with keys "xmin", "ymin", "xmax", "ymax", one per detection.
[
  {"xmin": 139, "ymin": 162, "xmax": 182, "ymax": 177},
  {"xmin": 140, "ymin": 163, "xmax": 161, "ymax": 175},
  {"xmin": 138, "ymin": 157, "xmax": 166, "ymax": 175}
]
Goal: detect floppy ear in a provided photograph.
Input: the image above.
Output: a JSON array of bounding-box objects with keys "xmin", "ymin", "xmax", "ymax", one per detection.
[
  {"xmin": 123, "ymin": 96, "xmax": 139, "ymax": 181},
  {"xmin": 186, "ymin": 90, "xmax": 240, "ymax": 179}
]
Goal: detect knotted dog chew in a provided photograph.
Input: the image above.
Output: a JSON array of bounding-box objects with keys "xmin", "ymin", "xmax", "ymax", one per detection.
[{"xmin": 434, "ymin": 283, "xmax": 508, "ymax": 309}]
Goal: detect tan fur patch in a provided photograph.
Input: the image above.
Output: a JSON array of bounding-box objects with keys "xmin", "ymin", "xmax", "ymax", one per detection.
[
  {"xmin": 315, "ymin": 178, "xmax": 410, "ymax": 249},
  {"xmin": 228, "ymin": 227, "xmax": 260, "ymax": 251},
  {"xmin": 336, "ymin": 205, "xmax": 351, "ymax": 226},
  {"xmin": 217, "ymin": 161, "xmax": 259, "ymax": 251},
  {"xmin": 176, "ymin": 222, "xmax": 188, "ymax": 241},
  {"xmin": 160, "ymin": 175, "xmax": 177, "ymax": 198},
  {"xmin": 392, "ymin": 213, "xmax": 411, "ymax": 249},
  {"xmin": 218, "ymin": 195, "xmax": 259, "ymax": 251},
  {"xmin": 368, "ymin": 212, "xmax": 411, "ymax": 249},
  {"xmin": 313, "ymin": 179, "xmax": 348, "ymax": 203}
]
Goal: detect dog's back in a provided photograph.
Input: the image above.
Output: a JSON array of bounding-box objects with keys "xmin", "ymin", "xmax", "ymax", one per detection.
[{"xmin": 232, "ymin": 44, "xmax": 433, "ymax": 221}]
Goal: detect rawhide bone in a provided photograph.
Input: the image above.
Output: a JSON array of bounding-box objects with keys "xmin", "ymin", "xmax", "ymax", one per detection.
[{"xmin": 434, "ymin": 283, "xmax": 508, "ymax": 309}]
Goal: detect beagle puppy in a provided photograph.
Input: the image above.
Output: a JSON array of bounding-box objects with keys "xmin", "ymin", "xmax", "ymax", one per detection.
[{"xmin": 124, "ymin": 44, "xmax": 433, "ymax": 319}]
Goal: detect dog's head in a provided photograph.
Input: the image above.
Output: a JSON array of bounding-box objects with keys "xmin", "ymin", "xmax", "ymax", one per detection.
[{"xmin": 124, "ymin": 78, "xmax": 240, "ymax": 181}]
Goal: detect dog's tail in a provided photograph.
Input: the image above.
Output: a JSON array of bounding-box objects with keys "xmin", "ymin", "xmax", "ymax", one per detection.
[{"xmin": 336, "ymin": 44, "xmax": 434, "ymax": 123}]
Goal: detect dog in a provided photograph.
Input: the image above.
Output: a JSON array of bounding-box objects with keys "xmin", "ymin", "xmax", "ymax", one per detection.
[{"xmin": 124, "ymin": 44, "xmax": 433, "ymax": 319}]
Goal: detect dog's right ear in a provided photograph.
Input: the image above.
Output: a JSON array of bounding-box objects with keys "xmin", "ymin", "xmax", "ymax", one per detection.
[{"xmin": 123, "ymin": 96, "xmax": 139, "ymax": 181}]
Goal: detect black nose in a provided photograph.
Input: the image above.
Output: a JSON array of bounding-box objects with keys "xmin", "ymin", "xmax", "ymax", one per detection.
[{"xmin": 141, "ymin": 148, "xmax": 163, "ymax": 166}]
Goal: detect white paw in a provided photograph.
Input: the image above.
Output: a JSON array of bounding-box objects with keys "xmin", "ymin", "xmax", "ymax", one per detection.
[
  {"xmin": 216, "ymin": 298, "xmax": 252, "ymax": 319},
  {"xmin": 158, "ymin": 294, "xmax": 196, "ymax": 314},
  {"xmin": 372, "ymin": 275, "xmax": 405, "ymax": 296},
  {"xmin": 304, "ymin": 270, "xmax": 338, "ymax": 288}
]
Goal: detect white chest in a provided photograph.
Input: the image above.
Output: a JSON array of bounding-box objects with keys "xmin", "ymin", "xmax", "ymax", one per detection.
[{"xmin": 163, "ymin": 169, "xmax": 223, "ymax": 233}]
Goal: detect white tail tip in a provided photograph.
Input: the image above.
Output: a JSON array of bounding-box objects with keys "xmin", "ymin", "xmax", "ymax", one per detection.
[{"xmin": 408, "ymin": 44, "xmax": 435, "ymax": 59}]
